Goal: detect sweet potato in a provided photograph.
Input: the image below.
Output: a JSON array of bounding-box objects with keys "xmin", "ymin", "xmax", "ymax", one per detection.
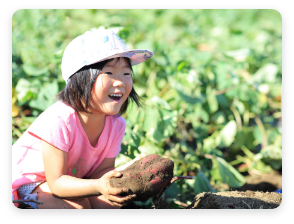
[{"xmin": 110, "ymin": 154, "xmax": 174, "ymax": 201}]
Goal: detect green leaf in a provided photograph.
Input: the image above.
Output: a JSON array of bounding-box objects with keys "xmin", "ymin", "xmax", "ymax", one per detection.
[
  {"xmin": 135, "ymin": 40, "xmax": 153, "ymax": 51},
  {"xmin": 199, "ymin": 108, "xmax": 209, "ymax": 123},
  {"xmin": 268, "ymin": 83, "xmax": 282, "ymax": 97},
  {"xmin": 125, "ymin": 105, "xmax": 141, "ymax": 125},
  {"xmin": 225, "ymin": 84, "xmax": 252, "ymax": 101},
  {"xmin": 233, "ymin": 129, "xmax": 255, "ymax": 150},
  {"xmin": 142, "ymin": 107, "xmax": 160, "ymax": 133},
  {"xmin": 224, "ymin": 48, "xmax": 251, "ymax": 61},
  {"xmin": 253, "ymin": 126, "xmax": 262, "ymax": 144},
  {"xmin": 177, "ymin": 61, "xmax": 186, "ymax": 71},
  {"xmin": 134, "ymin": 98, "xmax": 178, "ymax": 143},
  {"xmin": 23, "ymin": 64, "xmax": 48, "ymax": 76},
  {"xmin": 206, "ymin": 87, "xmax": 219, "ymax": 114},
  {"xmin": 252, "ymin": 63, "xmax": 279, "ymax": 84},
  {"xmin": 139, "ymin": 142, "xmax": 163, "ymax": 155},
  {"xmin": 29, "ymin": 81, "xmax": 58, "ymax": 111},
  {"xmin": 211, "ymin": 156, "xmax": 246, "ymax": 188},
  {"xmin": 194, "ymin": 171, "xmax": 217, "ymax": 194},
  {"xmin": 149, "ymin": 96, "xmax": 171, "ymax": 110},
  {"xmin": 216, "ymin": 94, "xmax": 230, "ymax": 109},
  {"xmin": 126, "ymin": 97, "xmax": 177, "ymax": 144},
  {"xmin": 15, "ymin": 78, "xmax": 40, "ymax": 103},
  {"xmin": 169, "ymin": 75, "xmax": 205, "ymax": 105},
  {"xmin": 123, "ymin": 127, "xmax": 141, "ymax": 147},
  {"xmin": 159, "ymin": 109, "xmax": 177, "ymax": 137},
  {"xmin": 121, "ymin": 144, "xmax": 136, "ymax": 159},
  {"xmin": 187, "ymin": 70, "xmax": 202, "ymax": 85},
  {"xmin": 152, "ymin": 55, "xmax": 168, "ymax": 66},
  {"xmin": 258, "ymin": 145, "xmax": 282, "ymax": 170},
  {"xmin": 177, "ymin": 91, "xmax": 206, "ymax": 105},
  {"xmin": 164, "ymin": 182, "xmax": 181, "ymax": 198},
  {"xmin": 202, "ymin": 130, "xmax": 223, "ymax": 156},
  {"xmin": 121, "ymin": 127, "xmax": 141, "ymax": 159},
  {"xmin": 146, "ymin": 127, "xmax": 166, "ymax": 143},
  {"xmin": 211, "ymin": 111, "xmax": 226, "ymax": 124},
  {"xmin": 15, "ymin": 78, "xmax": 31, "ymax": 101},
  {"xmin": 232, "ymin": 98, "xmax": 245, "ymax": 115},
  {"xmin": 203, "ymin": 135, "xmax": 217, "ymax": 151},
  {"xmin": 215, "ymin": 62, "xmax": 234, "ymax": 90},
  {"xmin": 215, "ymin": 120, "xmax": 237, "ymax": 148},
  {"xmin": 253, "ymin": 160, "xmax": 274, "ymax": 173}
]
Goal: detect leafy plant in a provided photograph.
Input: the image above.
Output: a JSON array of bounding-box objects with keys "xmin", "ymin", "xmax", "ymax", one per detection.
[{"xmin": 12, "ymin": 9, "xmax": 282, "ymax": 208}]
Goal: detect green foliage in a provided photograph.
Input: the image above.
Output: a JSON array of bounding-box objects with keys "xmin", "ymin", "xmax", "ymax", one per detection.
[
  {"xmin": 193, "ymin": 171, "xmax": 218, "ymax": 194},
  {"xmin": 211, "ymin": 156, "xmax": 246, "ymax": 188},
  {"xmin": 215, "ymin": 120, "xmax": 238, "ymax": 148},
  {"xmin": 12, "ymin": 9, "xmax": 282, "ymax": 208}
]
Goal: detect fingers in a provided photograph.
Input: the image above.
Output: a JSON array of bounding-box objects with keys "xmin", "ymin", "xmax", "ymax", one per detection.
[
  {"xmin": 108, "ymin": 194, "xmax": 136, "ymax": 206},
  {"xmin": 107, "ymin": 186, "xmax": 129, "ymax": 196},
  {"xmin": 105, "ymin": 170, "xmax": 122, "ymax": 179},
  {"xmin": 112, "ymin": 170, "xmax": 123, "ymax": 177}
]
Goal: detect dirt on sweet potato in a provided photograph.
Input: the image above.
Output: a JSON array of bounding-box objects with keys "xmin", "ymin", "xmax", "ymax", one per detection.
[{"xmin": 109, "ymin": 154, "xmax": 174, "ymax": 201}]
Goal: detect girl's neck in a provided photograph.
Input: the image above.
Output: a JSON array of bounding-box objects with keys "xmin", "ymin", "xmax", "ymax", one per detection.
[
  {"xmin": 77, "ymin": 111, "xmax": 106, "ymax": 147},
  {"xmin": 78, "ymin": 112, "xmax": 106, "ymax": 130}
]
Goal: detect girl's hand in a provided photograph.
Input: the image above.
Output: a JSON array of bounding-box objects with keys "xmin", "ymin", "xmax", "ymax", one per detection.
[
  {"xmin": 97, "ymin": 170, "xmax": 136, "ymax": 207},
  {"xmin": 115, "ymin": 152, "xmax": 147, "ymax": 171}
]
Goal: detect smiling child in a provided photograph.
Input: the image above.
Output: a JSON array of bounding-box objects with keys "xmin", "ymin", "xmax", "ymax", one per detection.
[{"xmin": 12, "ymin": 29, "xmax": 153, "ymax": 209}]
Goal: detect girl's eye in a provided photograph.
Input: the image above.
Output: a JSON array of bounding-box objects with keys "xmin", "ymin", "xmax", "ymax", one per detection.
[
  {"xmin": 124, "ymin": 73, "xmax": 131, "ymax": 76},
  {"xmin": 105, "ymin": 72, "xmax": 112, "ymax": 75}
]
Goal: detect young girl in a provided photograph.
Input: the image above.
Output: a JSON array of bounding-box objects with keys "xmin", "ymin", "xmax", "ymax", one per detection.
[{"xmin": 12, "ymin": 29, "xmax": 153, "ymax": 209}]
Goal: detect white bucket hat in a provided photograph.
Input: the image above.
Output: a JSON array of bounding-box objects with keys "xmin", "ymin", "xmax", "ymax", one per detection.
[{"xmin": 61, "ymin": 29, "xmax": 153, "ymax": 82}]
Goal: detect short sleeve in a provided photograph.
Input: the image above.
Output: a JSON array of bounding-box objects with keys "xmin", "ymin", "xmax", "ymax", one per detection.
[
  {"xmin": 105, "ymin": 123, "xmax": 126, "ymax": 158},
  {"xmin": 27, "ymin": 113, "xmax": 71, "ymax": 152}
]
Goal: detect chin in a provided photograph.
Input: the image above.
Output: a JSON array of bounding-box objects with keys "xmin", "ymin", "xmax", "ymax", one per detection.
[{"xmin": 106, "ymin": 110, "xmax": 121, "ymax": 116}]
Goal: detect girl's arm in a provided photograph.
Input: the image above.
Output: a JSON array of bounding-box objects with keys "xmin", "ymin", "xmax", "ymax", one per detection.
[
  {"xmin": 88, "ymin": 158, "xmax": 116, "ymax": 179},
  {"xmin": 42, "ymin": 140, "xmax": 133, "ymax": 206},
  {"xmin": 88, "ymin": 152, "xmax": 147, "ymax": 179}
]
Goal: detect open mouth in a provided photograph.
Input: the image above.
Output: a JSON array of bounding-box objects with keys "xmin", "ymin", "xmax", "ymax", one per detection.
[{"xmin": 108, "ymin": 93, "xmax": 123, "ymax": 101}]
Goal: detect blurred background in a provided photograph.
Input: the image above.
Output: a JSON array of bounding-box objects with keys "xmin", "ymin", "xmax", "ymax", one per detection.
[{"xmin": 12, "ymin": 9, "xmax": 282, "ymax": 208}]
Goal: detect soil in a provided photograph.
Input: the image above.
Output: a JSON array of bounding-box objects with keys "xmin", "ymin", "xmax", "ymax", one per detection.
[
  {"xmin": 187, "ymin": 191, "xmax": 281, "ymax": 209},
  {"xmin": 110, "ymin": 154, "xmax": 174, "ymax": 201}
]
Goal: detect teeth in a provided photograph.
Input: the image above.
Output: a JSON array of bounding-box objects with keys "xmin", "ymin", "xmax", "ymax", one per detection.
[{"xmin": 110, "ymin": 94, "xmax": 122, "ymax": 97}]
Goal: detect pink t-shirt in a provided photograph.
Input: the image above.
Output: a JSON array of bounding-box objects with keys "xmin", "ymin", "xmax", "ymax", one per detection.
[{"xmin": 12, "ymin": 101, "xmax": 126, "ymax": 193}]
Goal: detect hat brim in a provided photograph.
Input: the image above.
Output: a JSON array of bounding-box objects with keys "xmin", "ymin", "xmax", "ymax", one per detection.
[{"xmin": 88, "ymin": 49, "xmax": 153, "ymax": 67}]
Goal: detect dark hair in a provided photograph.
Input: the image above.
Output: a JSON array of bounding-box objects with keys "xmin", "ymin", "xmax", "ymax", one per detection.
[{"xmin": 57, "ymin": 57, "xmax": 143, "ymax": 115}]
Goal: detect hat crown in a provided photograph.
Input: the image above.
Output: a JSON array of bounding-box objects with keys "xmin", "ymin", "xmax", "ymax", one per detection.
[
  {"xmin": 62, "ymin": 30, "xmax": 129, "ymax": 81},
  {"xmin": 61, "ymin": 29, "xmax": 153, "ymax": 82},
  {"xmin": 82, "ymin": 30, "xmax": 129, "ymax": 59}
]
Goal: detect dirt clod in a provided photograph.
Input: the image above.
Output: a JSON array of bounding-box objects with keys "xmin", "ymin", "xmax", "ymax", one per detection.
[{"xmin": 187, "ymin": 190, "xmax": 282, "ymax": 209}]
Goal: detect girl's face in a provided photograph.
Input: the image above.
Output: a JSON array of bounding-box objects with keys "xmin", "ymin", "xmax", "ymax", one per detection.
[{"xmin": 91, "ymin": 58, "xmax": 133, "ymax": 115}]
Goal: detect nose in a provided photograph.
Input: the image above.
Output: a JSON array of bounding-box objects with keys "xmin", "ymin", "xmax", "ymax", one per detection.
[{"xmin": 112, "ymin": 78, "xmax": 125, "ymax": 87}]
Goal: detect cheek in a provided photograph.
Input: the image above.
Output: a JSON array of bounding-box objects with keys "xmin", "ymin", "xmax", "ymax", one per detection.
[
  {"xmin": 91, "ymin": 75, "xmax": 108, "ymax": 101},
  {"xmin": 96, "ymin": 74, "xmax": 112, "ymax": 93},
  {"xmin": 125, "ymin": 78, "xmax": 133, "ymax": 95}
]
